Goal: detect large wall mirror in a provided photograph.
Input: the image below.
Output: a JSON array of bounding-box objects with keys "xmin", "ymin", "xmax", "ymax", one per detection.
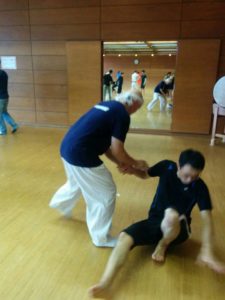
[{"xmin": 103, "ymin": 41, "xmax": 177, "ymax": 131}]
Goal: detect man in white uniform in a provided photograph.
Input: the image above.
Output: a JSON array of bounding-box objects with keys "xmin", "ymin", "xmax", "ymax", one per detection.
[{"xmin": 131, "ymin": 71, "xmax": 139, "ymax": 89}]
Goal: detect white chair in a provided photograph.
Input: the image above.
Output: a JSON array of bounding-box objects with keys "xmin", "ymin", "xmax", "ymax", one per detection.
[{"xmin": 210, "ymin": 76, "xmax": 225, "ymax": 146}]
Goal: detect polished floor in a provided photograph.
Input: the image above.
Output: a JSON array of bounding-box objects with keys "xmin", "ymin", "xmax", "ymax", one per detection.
[
  {"xmin": 0, "ymin": 127, "xmax": 225, "ymax": 300},
  {"xmin": 112, "ymin": 84, "xmax": 172, "ymax": 131}
]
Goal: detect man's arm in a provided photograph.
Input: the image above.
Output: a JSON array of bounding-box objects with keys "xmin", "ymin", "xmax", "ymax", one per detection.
[
  {"xmin": 159, "ymin": 88, "xmax": 167, "ymax": 98},
  {"xmin": 105, "ymin": 148, "xmax": 119, "ymax": 164},
  {"xmin": 110, "ymin": 137, "xmax": 148, "ymax": 170},
  {"xmin": 197, "ymin": 210, "xmax": 225, "ymax": 274}
]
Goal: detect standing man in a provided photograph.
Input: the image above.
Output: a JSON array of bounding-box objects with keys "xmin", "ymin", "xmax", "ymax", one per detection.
[
  {"xmin": 0, "ymin": 60, "xmax": 18, "ymax": 135},
  {"xmin": 103, "ymin": 69, "xmax": 114, "ymax": 100},
  {"xmin": 49, "ymin": 90, "xmax": 148, "ymax": 247},
  {"xmin": 116, "ymin": 72, "xmax": 124, "ymax": 94},
  {"xmin": 89, "ymin": 149, "xmax": 225, "ymax": 298},
  {"xmin": 141, "ymin": 70, "xmax": 147, "ymax": 95},
  {"xmin": 131, "ymin": 71, "xmax": 139, "ymax": 89}
]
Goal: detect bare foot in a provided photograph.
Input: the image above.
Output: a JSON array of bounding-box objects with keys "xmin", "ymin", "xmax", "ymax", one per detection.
[
  {"xmin": 88, "ymin": 283, "xmax": 108, "ymax": 299},
  {"xmin": 152, "ymin": 243, "xmax": 168, "ymax": 263},
  {"xmin": 196, "ymin": 256, "xmax": 225, "ymax": 274}
]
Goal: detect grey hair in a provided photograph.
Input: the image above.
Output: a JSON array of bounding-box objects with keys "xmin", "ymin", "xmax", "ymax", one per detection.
[{"xmin": 116, "ymin": 90, "xmax": 144, "ymax": 107}]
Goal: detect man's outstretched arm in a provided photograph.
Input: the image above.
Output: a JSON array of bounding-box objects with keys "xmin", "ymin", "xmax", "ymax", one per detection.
[{"xmin": 197, "ymin": 210, "xmax": 225, "ymax": 274}]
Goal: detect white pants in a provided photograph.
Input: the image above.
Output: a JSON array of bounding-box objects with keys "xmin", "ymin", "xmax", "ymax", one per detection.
[
  {"xmin": 49, "ymin": 158, "xmax": 117, "ymax": 247},
  {"xmin": 147, "ymin": 92, "xmax": 166, "ymax": 111},
  {"xmin": 131, "ymin": 82, "xmax": 138, "ymax": 89}
]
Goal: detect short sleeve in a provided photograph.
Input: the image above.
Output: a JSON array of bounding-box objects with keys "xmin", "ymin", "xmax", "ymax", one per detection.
[
  {"xmin": 148, "ymin": 160, "xmax": 174, "ymax": 177},
  {"xmin": 197, "ymin": 181, "xmax": 213, "ymax": 211},
  {"xmin": 111, "ymin": 110, "xmax": 130, "ymax": 142}
]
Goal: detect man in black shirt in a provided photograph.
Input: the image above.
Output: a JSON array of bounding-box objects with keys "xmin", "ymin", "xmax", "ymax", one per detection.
[
  {"xmin": 89, "ymin": 149, "xmax": 225, "ymax": 298},
  {"xmin": 0, "ymin": 61, "xmax": 18, "ymax": 135},
  {"xmin": 141, "ymin": 70, "xmax": 147, "ymax": 95},
  {"xmin": 103, "ymin": 69, "xmax": 114, "ymax": 101}
]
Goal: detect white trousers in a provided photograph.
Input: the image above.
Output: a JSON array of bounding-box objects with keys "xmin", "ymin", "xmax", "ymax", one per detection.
[
  {"xmin": 49, "ymin": 158, "xmax": 117, "ymax": 247},
  {"xmin": 147, "ymin": 92, "xmax": 166, "ymax": 111},
  {"xmin": 131, "ymin": 82, "xmax": 138, "ymax": 89}
]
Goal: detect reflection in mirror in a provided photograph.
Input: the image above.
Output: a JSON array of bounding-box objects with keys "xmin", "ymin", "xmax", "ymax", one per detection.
[{"xmin": 103, "ymin": 41, "xmax": 177, "ymax": 131}]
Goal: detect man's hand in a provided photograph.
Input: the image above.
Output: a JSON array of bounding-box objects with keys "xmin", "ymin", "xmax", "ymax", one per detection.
[
  {"xmin": 118, "ymin": 164, "xmax": 149, "ymax": 179},
  {"xmin": 133, "ymin": 160, "xmax": 149, "ymax": 171},
  {"xmin": 196, "ymin": 252, "xmax": 225, "ymax": 274}
]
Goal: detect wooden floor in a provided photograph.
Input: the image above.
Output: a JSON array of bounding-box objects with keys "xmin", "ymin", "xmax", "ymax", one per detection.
[
  {"xmin": 112, "ymin": 85, "xmax": 172, "ymax": 131},
  {"xmin": 1, "ymin": 127, "xmax": 225, "ymax": 300}
]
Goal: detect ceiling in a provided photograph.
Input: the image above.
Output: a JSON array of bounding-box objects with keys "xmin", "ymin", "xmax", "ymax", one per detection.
[{"xmin": 103, "ymin": 41, "xmax": 177, "ymax": 56}]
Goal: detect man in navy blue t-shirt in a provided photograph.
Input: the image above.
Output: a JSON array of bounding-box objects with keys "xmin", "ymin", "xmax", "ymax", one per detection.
[
  {"xmin": 89, "ymin": 149, "xmax": 225, "ymax": 298},
  {"xmin": 50, "ymin": 90, "xmax": 148, "ymax": 247},
  {"xmin": 147, "ymin": 77, "xmax": 171, "ymax": 112}
]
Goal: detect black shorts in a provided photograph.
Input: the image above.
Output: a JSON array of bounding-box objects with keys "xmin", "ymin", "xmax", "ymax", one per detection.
[{"xmin": 123, "ymin": 215, "xmax": 191, "ymax": 247}]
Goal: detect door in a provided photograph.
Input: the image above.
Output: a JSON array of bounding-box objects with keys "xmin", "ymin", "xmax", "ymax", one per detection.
[
  {"xmin": 172, "ymin": 39, "xmax": 220, "ymax": 134},
  {"xmin": 66, "ymin": 41, "xmax": 102, "ymax": 124}
]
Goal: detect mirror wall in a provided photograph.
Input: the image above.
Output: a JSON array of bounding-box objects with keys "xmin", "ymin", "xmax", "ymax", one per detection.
[{"xmin": 103, "ymin": 41, "xmax": 177, "ymax": 131}]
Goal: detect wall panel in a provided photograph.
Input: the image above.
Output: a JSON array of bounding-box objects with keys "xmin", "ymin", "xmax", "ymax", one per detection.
[
  {"xmin": 0, "ymin": 0, "xmax": 28, "ymax": 10},
  {"xmin": 36, "ymin": 98, "xmax": 68, "ymax": 113},
  {"xmin": 0, "ymin": 26, "xmax": 30, "ymax": 41},
  {"xmin": 31, "ymin": 24, "xmax": 100, "ymax": 41},
  {"xmin": 102, "ymin": 4, "xmax": 181, "ymax": 23},
  {"xmin": 0, "ymin": 41, "xmax": 31, "ymax": 55},
  {"xmin": 30, "ymin": 7, "xmax": 100, "ymax": 25},
  {"xmin": 29, "ymin": 0, "xmax": 100, "ymax": 9},
  {"xmin": 102, "ymin": 22, "xmax": 180, "ymax": 41},
  {"xmin": 31, "ymin": 42, "xmax": 66, "ymax": 55}
]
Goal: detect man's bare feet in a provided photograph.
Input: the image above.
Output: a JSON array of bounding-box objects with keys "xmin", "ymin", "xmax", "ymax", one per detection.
[
  {"xmin": 152, "ymin": 242, "xmax": 168, "ymax": 262},
  {"xmin": 88, "ymin": 283, "xmax": 108, "ymax": 299},
  {"xmin": 196, "ymin": 255, "xmax": 225, "ymax": 274}
]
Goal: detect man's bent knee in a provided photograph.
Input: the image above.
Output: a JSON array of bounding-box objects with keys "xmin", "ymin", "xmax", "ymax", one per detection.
[
  {"xmin": 118, "ymin": 232, "xmax": 134, "ymax": 248},
  {"xmin": 163, "ymin": 208, "xmax": 179, "ymax": 226}
]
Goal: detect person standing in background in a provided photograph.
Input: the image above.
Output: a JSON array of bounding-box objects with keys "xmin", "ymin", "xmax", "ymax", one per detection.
[
  {"xmin": 103, "ymin": 69, "xmax": 114, "ymax": 101},
  {"xmin": 0, "ymin": 60, "xmax": 19, "ymax": 136},
  {"xmin": 116, "ymin": 72, "xmax": 124, "ymax": 94},
  {"xmin": 141, "ymin": 70, "xmax": 147, "ymax": 95},
  {"xmin": 131, "ymin": 71, "xmax": 139, "ymax": 89}
]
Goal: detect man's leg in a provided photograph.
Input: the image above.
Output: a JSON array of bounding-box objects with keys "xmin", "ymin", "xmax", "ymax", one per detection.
[
  {"xmin": 147, "ymin": 93, "xmax": 159, "ymax": 111},
  {"xmin": 73, "ymin": 164, "xmax": 117, "ymax": 247},
  {"xmin": 108, "ymin": 85, "xmax": 112, "ymax": 100},
  {"xmin": 88, "ymin": 232, "xmax": 134, "ymax": 298},
  {"xmin": 152, "ymin": 208, "xmax": 180, "ymax": 262},
  {"xmin": 49, "ymin": 158, "xmax": 82, "ymax": 217},
  {"xmin": 0, "ymin": 99, "xmax": 7, "ymax": 135},
  {"xmin": 159, "ymin": 95, "xmax": 166, "ymax": 112},
  {"xmin": 2, "ymin": 99, "xmax": 18, "ymax": 132},
  {"xmin": 103, "ymin": 85, "xmax": 107, "ymax": 101}
]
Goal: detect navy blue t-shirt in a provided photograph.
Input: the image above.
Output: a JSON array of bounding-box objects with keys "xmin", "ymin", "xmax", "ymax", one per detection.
[
  {"xmin": 0, "ymin": 70, "xmax": 9, "ymax": 99},
  {"xmin": 154, "ymin": 81, "xmax": 167, "ymax": 94},
  {"xmin": 147, "ymin": 160, "xmax": 212, "ymax": 223},
  {"xmin": 60, "ymin": 101, "xmax": 130, "ymax": 167}
]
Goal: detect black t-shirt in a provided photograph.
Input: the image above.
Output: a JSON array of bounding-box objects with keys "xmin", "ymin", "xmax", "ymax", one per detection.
[
  {"xmin": 103, "ymin": 73, "xmax": 113, "ymax": 86},
  {"xmin": 0, "ymin": 70, "xmax": 9, "ymax": 99},
  {"xmin": 141, "ymin": 74, "xmax": 147, "ymax": 86},
  {"xmin": 147, "ymin": 160, "xmax": 212, "ymax": 223}
]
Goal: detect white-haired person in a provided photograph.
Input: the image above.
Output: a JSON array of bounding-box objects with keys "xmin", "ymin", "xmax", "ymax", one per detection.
[{"xmin": 49, "ymin": 89, "xmax": 148, "ymax": 247}]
